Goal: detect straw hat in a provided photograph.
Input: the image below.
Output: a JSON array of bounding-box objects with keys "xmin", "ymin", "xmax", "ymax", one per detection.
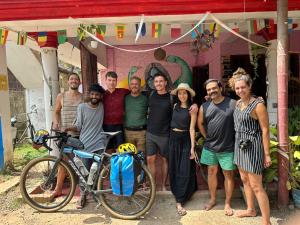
[{"xmin": 171, "ymin": 83, "xmax": 195, "ymax": 97}]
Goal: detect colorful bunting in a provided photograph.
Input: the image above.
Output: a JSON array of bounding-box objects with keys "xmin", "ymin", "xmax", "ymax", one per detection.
[
  {"xmin": 77, "ymin": 24, "xmax": 86, "ymax": 41},
  {"xmin": 191, "ymin": 24, "xmax": 202, "ymax": 39},
  {"xmin": 17, "ymin": 32, "xmax": 27, "ymax": 45},
  {"xmin": 37, "ymin": 32, "xmax": 47, "ymax": 46},
  {"xmin": 57, "ymin": 30, "xmax": 67, "ymax": 44},
  {"xmin": 0, "ymin": 29, "xmax": 8, "ymax": 45},
  {"xmin": 171, "ymin": 24, "xmax": 181, "ymax": 39},
  {"xmin": 96, "ymin": 25, "xmax": 106, "ymax": 40},
  {"xmin": 229, "ymin": 22, "xmax": 239, "ymax": 32},
  {"xmin": 288, "ymin": 19, "xmax": 298, "ymax": 33},
  {"xmin": 152, "ymin": 23, "xmax": 162, "ymax": 38},
  {"xmin": 135, "ymin": 23, "xmax": 146, "ymax": 37},
  {"xmin": 209, "ymin": 23, "xmax": 220, "ymax": 38},
  {"xmin": 115, "ymin": 24, "xmax": 125, "ymax": 39},
  {"xmin": 264, "ymin": 19, "xmax": 275, "ymax": 33}
]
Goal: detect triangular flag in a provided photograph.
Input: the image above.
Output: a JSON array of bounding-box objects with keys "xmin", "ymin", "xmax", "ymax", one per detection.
[
  {"xmin": 96, "ymin": 25, "xmax": 106, "ymax": 40},
  {"xmin": 57, "ymin": 30, "xmax": 67, "ymax": 44},
  {"xmin": 257, "ymin": 19, "xmax": 265, "ymax": 31},
  {"xmin": 248, "ymin": 20, "xmax": 258, "ymax": 34},
  {"xmin": 209, "ymin": 23, "xmax": 220, "ymax": 38},
  {"xmin": 0, "ymin": 29, "xmax": 8, "ymax": 45},
  {"xmin": 77, "ymin": 24, "xmax": 86, "ymax": 41},
  {"xmin": 115, "ymin": 24, "xmax": 125, "ymax": 40},
  {"xmin": 171, "ymin": 24, "xmax": 181, "ymax": 39},
  {"xmin": 265, "ymin": 19, "xmax": 275, "ymax": 34},
  {"xmin": 152, "ymin": 23, "xmax": 162, "ymax": 38},
  {"xmin": 135, "ymin": 23, "xmax": 146, "ymax": 37},
  {"xmin": 17, "ymin": 32, "xmax": 27, "ymax": 45},
  {"xmin": 37, "ymin": 32, "xmax": 47, "ymax": 46},
  {"xmin": 191, "ymin": 24, "xmax": 202, "ymax": 39},
  {"xmin": 288, "ymin": 18, "xmax": 298, "ymax": 33},
  {"xmin": 229, "ymin": 22, "xmax": 239, "ymax": 33}
]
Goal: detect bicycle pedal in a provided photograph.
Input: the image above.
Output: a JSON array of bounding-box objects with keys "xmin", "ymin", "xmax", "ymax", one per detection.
[{"xmin": 95, "ymin": 202, "xmax": 102, "ymax": 209}]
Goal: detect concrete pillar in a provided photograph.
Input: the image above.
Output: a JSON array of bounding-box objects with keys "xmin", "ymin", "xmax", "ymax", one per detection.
[
  {"xmin": 0, "ymin": 45, "xmax": 13, "ymax": 170},
  {"xmin": 40, "ymin": 47, "xmax": 59, "ymax": 132},
  {"xmin": 265, "ymin": 40, "xmax": 278, "ymax": 125}
]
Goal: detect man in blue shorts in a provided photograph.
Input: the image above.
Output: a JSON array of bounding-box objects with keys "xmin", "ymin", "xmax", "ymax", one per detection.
[{"xmin": 197, "ymin": 79, "xmax": 236, "ymax": 216}]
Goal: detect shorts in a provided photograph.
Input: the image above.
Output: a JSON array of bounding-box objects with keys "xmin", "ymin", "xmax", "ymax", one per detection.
[
  {"xmin": 146, "ymin": 132, "xmax": 169, "ymax": 158},
  {"xmin": 200, "ymin": 147, "xmax": 236, "ymax": 171},
  {"xmin": 103, "ymin": 124, "xmax": 124, "ymax": 149},
  {"xmin": 124, "ymin": 129, "xmax": 146, "ymax": 152}
]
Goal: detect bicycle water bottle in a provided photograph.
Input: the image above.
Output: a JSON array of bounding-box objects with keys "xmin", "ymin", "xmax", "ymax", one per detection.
[
  {"xmin": 73, "ymin": 156, "xmax": 89, "ymax": 177},
  {"xmin": 87, "ymin": 162, "xmax": 98, "ymax": 185}
]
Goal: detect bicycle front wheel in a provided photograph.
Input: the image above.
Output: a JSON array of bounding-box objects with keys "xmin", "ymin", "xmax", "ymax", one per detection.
[
  {"xmin": 98, "ymin": 163, "xmax": 156, "ymax": 219},
  {"xmin": 20, "ymin": 156, "xmax": 76, "ymax": 212}
]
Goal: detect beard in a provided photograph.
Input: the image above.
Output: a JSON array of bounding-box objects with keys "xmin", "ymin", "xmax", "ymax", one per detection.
[
  {"xmin": 70, "ymin": 86, "xmax": 79, "ymax": 90},
  {"xmin": 90, "ymin": 98, "xmax": 100, "ymax": 105}
]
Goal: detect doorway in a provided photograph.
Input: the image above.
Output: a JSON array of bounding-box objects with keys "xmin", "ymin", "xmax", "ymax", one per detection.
[{"xmin": 192, "ymin": 65, "xmax": 209, "ymax": 106}]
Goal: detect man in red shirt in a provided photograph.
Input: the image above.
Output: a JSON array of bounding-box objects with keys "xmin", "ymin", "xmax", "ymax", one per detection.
[{"xmin": 103, "ymin": 71, "xmax": 129, "ymax": 149}]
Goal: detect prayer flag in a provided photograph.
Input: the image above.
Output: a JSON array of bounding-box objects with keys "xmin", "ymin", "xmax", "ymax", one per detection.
[
  {"xmin": 0, "ymin": 29, "xmax": 8, "ymax": 45},
  {"xmin": 191, "ymin": 24, "xmax": 202, "ymax": 39},
  {"xmin": 115, "ymin": 24, "xmax": 125, "ymax": 40},
  {"xmin": 171, "ymin": 24, "xmax": 181, "ymax": 39},
  {"xmin": 37, "ymin": 32, "xmax": 47, "ymax": 46},
  {"xmin": 96, "ymin": 25, "xmax": 106, "ymax": 40},
  {"xmin": 135, "ymin": 23, "xmax": 146, "ymax": 37},
  {"xmin": 57, "ymin": 30, "xmax": 67, "ymax": 44},
  {"xmin": 17, "ymin": 32, "xmax": 27, "ymax": 45},
  {"xmin": 152, "ymin": 23, "xmax": 162, "ymax": 38}
]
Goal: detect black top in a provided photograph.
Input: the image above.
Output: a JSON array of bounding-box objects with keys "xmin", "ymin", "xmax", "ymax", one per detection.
[
  {"xmin": 171, "ymin": 104, "xmax": 190, "ymax": 130},
  {"xmin": 147, "ymin": 91, "xmax": 172, "ymax": 136},
  {"xmin": 202, "ymin": 97, "xmax": 236, "ymax": 153}
]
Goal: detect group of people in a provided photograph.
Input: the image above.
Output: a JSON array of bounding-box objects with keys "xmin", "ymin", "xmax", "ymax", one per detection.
[{"xmin": 50, "ymin": 67, "xmax": 271, "ymax": 225}]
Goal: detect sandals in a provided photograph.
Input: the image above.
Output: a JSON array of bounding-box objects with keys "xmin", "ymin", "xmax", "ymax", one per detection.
[
  {"xmin": 76, "ymin": 194, "xmax": 87, "ymax": 209},
  {"xmin": 177, "ymin": 207, "xmax": 187, "ymax": 216}
]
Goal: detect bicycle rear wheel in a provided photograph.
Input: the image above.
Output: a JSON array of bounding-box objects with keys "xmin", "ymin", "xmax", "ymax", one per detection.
[
  {"xmin": 98, "ymin": 163, "xmax": 156, "ymax": 219},
  {"xmin": 20, "ymin": 156, "xmax": 76, "ymax": 212}
]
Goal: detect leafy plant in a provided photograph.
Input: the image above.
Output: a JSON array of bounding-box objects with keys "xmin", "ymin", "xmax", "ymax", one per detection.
[
  {"xmin": 287, "ymin": 136, "xmax": 300, "ymax": 190},
  {"xmin": 288, "ymin": 106, "xmax": 300, "ymax": 136}
]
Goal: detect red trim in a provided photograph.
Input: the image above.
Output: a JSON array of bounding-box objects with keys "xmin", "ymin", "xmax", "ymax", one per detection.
[
  {"xmin": 27, "ymin": 32, "xmax": 58, "ymax": 48},
  {"xmin": 1, "ymin": 0, "xmax": 300, "ymax": 21}
]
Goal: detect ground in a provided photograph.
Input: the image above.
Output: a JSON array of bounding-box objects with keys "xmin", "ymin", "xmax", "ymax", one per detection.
[{"xmin": 0, "ymin": 186, "xmax": 300, "ymax": 225}]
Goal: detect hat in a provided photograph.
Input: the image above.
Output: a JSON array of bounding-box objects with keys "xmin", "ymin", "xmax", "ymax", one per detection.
[{"xmin": 171, "ymin": 83, "xmax": 195, "ymax": 97}]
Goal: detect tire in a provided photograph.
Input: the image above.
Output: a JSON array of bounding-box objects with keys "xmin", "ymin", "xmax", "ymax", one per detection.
[
  {"xmin": 20, "ymin": 156, "xmax": 76, "ymax": 212},
  {"xmin": 98, "ymin": 162, "xmax": 156, "ymax": 219}
]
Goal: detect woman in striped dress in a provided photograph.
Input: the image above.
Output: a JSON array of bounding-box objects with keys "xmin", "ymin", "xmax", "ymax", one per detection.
[{"xmin": 229, "ymin": 68, "xmax": 272, "ymax": 225}]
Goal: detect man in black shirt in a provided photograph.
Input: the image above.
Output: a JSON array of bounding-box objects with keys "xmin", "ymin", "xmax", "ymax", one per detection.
[{"xmin": 146, "ymin": 74, "xmax": 172, "ymax": 191}]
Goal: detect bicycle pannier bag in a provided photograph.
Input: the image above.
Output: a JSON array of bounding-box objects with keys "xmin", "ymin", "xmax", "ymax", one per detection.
[{"xmin": 110, "ymin": 153, "xmax": 139, "ymax": 196}]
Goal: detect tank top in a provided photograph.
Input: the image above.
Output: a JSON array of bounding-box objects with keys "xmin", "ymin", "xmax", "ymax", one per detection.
[
  {"xmin": 170, "ymin": 104, "xmax": 190, "ymax": 130},
  {"xmin": 61, "ymin": 92, "xmax": 83, "ymax": 136}
]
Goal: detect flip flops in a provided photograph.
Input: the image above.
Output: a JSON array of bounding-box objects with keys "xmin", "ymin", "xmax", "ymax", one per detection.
[{"xmin": 177, "ymin": 207, "xmax": 187, "ymax": 216}]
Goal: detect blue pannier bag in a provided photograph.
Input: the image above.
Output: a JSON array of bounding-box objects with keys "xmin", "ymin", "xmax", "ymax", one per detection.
[{"xmin": 110, "ymin": 153, "xmax": 139, "ymax": 196}]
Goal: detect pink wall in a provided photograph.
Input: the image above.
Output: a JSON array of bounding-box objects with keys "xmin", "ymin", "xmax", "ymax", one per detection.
[{"xmin": 99, "ymin": 31, "xmax": 300, "ymax": 87}]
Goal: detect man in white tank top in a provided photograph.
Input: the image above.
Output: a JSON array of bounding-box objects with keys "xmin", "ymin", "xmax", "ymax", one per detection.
[{"xmin": 51, "ymin": 73, "xmax": 83, "ymax": 199}]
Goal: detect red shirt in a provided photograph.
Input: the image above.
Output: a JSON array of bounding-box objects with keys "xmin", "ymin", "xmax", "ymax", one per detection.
[{"xmin": 103, "ymin": 88, "xmax": 130, "ymax": 125}]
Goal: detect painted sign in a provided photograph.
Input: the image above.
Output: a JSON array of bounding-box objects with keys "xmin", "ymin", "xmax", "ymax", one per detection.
[{"xmin": 0, "ymin": 74, "xmax": 8, "ymax": 91}]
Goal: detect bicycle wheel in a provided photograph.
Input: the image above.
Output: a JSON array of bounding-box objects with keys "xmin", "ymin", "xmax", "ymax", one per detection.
[
  {"xmin": 20, "ymin": 156, "xmax": 76, "ymax": 212},
  {"xmin": 98, "ymin": 162, "xmax": 156, "ymax": 219}
]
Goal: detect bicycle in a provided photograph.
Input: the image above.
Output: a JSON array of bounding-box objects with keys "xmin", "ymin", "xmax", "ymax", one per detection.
[
  {"xmin": 19, "ymin": 130, "xmax": 156, "ymax": 219},
  {"xmin": 11, "ymin": 104, "xmax": 37, "ymax": 149}
]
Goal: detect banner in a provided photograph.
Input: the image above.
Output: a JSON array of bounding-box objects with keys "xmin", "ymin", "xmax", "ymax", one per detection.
[
  {"xmin": 171, "ymin": 24, "xmax": 181, "ymax": 39},
  {"xmin": 135, "ymin": 23, "xmax": 146, "ymax": 37},
  {"xmin": 191, "ymin": 24, "xmax": 202, "ymax": 39},
  {"xmin": 17, "ymin": 32, "xmax": 27, "ymax": 45},
  {"xmin": 96, "ymin": 25, "xmax": 106, "ymax": 40},
  {"xmin": 152, "ymin": 23, "xmax": 162, "ymax": 38},
  {"xmin": 0, "ymin": 29, "xmax": 8, "ymax": 45},
  {"xmin": 37, "ymin": 32, "xmax": 47, "ymax": 46},
  {"xmin": 115, "ymin": 24, "xmax": 125, "ymax": 39},
  {"xmin": 57, "ymin": 30, "xmax": 67, "ymax": 44}
]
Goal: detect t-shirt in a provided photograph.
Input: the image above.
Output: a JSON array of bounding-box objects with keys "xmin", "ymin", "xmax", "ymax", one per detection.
[
  {"xmin": 147, "ymin": 91, "xmax": 172, "ymax": 136},
  {"xmin": 75, "ymin": 102, "xmax": 105, "ymax": 152},
  {"xmin": 124, "ymin": 94, "xmax": 148, "ymax": 128},
  {"xmin": 202, "ymin": 97, "xmax": 236, "ymax": 153},
  {"xmin": 103, "ymin": 88, "xmax": 130, "ymax": 125},
  {"xmin": 171, "ymin": 104, "xmax": 190, "ymax": 130}
]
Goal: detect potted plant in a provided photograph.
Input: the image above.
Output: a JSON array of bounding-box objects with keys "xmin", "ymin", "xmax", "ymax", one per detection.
[{"xmin": 287, "ymin": 135, "xmax": 300, "ymax": 208}]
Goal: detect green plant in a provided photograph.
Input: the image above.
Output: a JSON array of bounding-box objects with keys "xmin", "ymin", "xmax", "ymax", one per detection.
[
  {"xmin": 288, "ymin": 106, "xmax": 300, "ymax": 136},
  {"xmin": 287, "ymin": 136, "xmax": 300, "ymax": 190}
]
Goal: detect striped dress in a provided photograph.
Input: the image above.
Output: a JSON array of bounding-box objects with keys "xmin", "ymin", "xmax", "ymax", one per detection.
[{"xmin": 233, "ymin": 97, "xmax": 265, "ymax": 174}]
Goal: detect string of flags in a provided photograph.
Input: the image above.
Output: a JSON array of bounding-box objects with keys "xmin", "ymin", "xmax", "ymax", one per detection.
[{"xmin": 0, "ymin": 18, "xmax": 299, "ymax": 46}]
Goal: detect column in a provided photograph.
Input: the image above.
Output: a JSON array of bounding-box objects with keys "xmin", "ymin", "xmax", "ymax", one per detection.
[
  {"xmin": 0, "ymin": 45, "xmax": 13, "ymax": 170},
  {"xmin": 265, "ymin": 40, "xmax": 278, "ymax": 125},
  {"xmin": 40, "ymin": 33, "xmax": 59, "ymax": 132}
]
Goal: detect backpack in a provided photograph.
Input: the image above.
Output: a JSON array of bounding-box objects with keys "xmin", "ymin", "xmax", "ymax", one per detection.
[{"xmin": 110, "ymin": 153, "xmax": 141, "ymax": 196}]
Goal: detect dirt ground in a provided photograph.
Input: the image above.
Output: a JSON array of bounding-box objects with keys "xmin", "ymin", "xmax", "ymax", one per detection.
[{"xmin": 1, "ymin": 186, "xmax": 300, "ymax": 225}]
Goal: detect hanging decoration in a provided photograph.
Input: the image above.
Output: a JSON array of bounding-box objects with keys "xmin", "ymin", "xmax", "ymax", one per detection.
[
  {"xmin": 17, "ymin": 32, "xmax": 27, "ymax": 45},
  {"xmin": 115, "ymin": 24, "xmax": 125, "ymax": 40},
  {"xmin": 77, "ymin": 24, "xmax": 86, "ymax": 41},
  {"xmin": 0, "ymin": 28, "xmax": 8, "ymax": 45},
  {"xmin": 57, "ymin": 30, "xmax": 67, "ymax": 44},
  {"xmin": 152, "ymin": 23, "xmax": 162, "ymax": 38},
  {"xmin": 264, "ymin": 19, "xmax": 275, "ymax": 34},
  {"xmin": 209, "ymin": 23, "xmax": 220, "ymax": 38},
  {"xmin": 191, "ymin": 24, "xmax": 202, "ymax": 39},
  {"xmin": 96, "ymin": 25, "xmax": 106, "ymax": 40},
  {"xmin": 135, "ymin": 14, "xmax": 145, "ymax": 43},
  {"xmin": 288, "ymin": 18, "xmax": 298, "ymax": 33},
  {"xmin": 171, "ymin": 24, "xmax": 181, "ymax": 39},
  {"xmin": 37, "ymin": 32, "xmax": 47, "ymax": 46},
  {"xmin": 229, "ymin": 22, "xmax": 239, "ymax": 33}
]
